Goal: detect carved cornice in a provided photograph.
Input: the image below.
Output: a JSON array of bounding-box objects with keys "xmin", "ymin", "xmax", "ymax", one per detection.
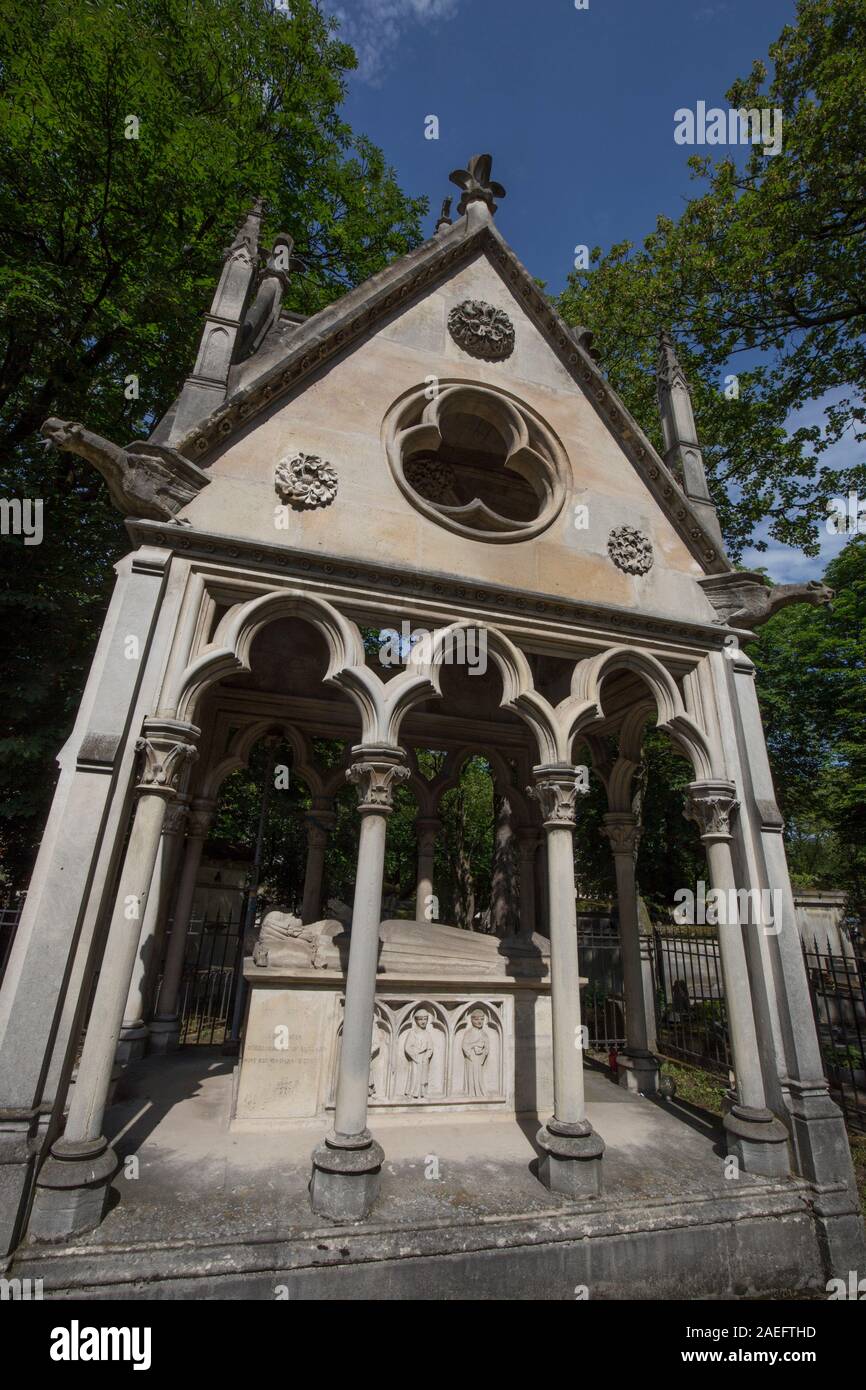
[
  {"xmin": 346, "ymin": 746, "xmax": 410, "ymax": 814},
  {"xmin": 135, "ymin": 719, "xmax": 200, "ymax": 796},
  {"xmin": 528, "ymin": 764, "xmax": 580, "ymax": 828},
  {"xmin": 684, "ymin": 780, "xmax": 739, "ymax": 841},
  {"xmin": 129, "ymin": 521, "xmax": 735, "ymax": 652}
]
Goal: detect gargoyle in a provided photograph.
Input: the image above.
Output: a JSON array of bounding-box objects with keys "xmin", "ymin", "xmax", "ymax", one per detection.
[
  {"xmin": 700, "ymin": 572, "xmax": 834, "ymax": 631},
  {"xmin": 41, "ymin": 418, "xmax": 210, "ymax": 523}
]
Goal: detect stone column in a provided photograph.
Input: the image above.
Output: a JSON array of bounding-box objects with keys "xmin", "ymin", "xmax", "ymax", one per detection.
[
  {"xmin": 116, "ymin": 799, "xmax": 189, "ymax": 1063},
  {"xmin": 602, "ymin": 812, "xmax": 659, "ymax": 1095},
  {"xmin": 414, "ymin": 817, "xmax": 440, "ymax": 921},
  {"xmin": 301, "ymin": 800, "xmax": 335, "ymax": 924},
  {"xmin": 684, "ymin": 780, "xmax": 790, "ymax": 1177},
  {"xmin": 516, "ymin": 829, "xmax": 539, "ymax": 938},
  {"xmin": 311, "ymin": 746, "xmax": 408, "ymax": 1221},
  {"xmin": 29, "ymin": 720, "xmax": 198, "ymax": 1239},
  {"xmin": 148, "ymin": 800, "xmax": 215, "ymax": 1053},
  {"xmin": 529, "ymin": 765, "xmax": 604, "ymax": 1197}
]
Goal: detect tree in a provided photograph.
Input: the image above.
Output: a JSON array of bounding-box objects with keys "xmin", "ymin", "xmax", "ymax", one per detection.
[
  {"xmin": 750, "ymin": 537, "xmax": 866, "ymax": 913},
  {"xmin": 0, "ymin": 0, "xmax": 425, "ymax": 886},
  {"xmin": 558, "ymin": 0, "xmax": 866, "ymax": 561}
]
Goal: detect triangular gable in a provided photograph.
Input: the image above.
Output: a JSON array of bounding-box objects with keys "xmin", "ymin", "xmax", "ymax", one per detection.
[{"xmin": 169, "ymin": 210, "xmax": 729, "ymax": 576}]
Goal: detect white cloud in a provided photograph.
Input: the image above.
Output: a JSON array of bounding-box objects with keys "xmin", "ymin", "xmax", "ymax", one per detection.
[{"xmin": 330, "ymin": 0, "xmax": 461, "ymax": 83}]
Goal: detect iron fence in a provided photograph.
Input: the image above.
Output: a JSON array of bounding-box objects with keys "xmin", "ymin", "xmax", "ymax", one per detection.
[
  {"xmin": 803, "ymin": 937, "xmax": 866, "ymax": 1134},
  {"xmin": 154, "ymin": 910, "xmax": 243, "ymax": 1046},
  {"xmin": 0, "ymin": 904, "xmax": 23, "ymax": 985},
  {"xmin": 651, "ymin": 926, "xmax": 731, "ymax": 1077},
  {"xmin": 578, "ymin": 917, "xmax": 627, "ymax": 1050}
]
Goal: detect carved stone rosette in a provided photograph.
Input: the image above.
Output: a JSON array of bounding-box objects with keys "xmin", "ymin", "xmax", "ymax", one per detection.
[
  {"xmin": 608, "ymin": 525, "xmax": 654, "ymax": 576},
  {"xmin": 528, "ymin": 765, "xmax": 580, "ymax": 828},
  {"xmin": 275, "ymin": 452, "xmax": 338, "ymax": 510},
  {"xmin": 134, "ymin": 720, "xmax": 199, "ymax": 797},
  {"xmin": 448, "ymin": 299, "xmax": 515, "ymax": 361},
  {"xmin": 684, "ymin": 780, "xmax": 739, "ymax": 841},
  {"xmin": 347, "ymin": 747, "xmax": 410, "ymax": 815},
  {"xmin": 601, "ymin": 813, "xmax": 642, "ymax": 857}
]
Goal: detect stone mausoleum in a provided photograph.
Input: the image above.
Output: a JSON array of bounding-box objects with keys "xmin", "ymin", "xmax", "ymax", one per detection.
[{"xmin": 1, "ymin": 156, "xmax": 863, "ymax": 1299}]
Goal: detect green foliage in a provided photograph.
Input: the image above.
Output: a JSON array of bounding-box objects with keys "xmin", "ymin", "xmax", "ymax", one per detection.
[
  {"xmin": 557, "ymin": 0, "xmax": 866, "ymax": 560},
  {"xmin": 0, "ymin": 0, "xmax": 425, "ymax": 885},
  {"xmin": 750, "ymin": 537, "xmax": 866, "ymax": 913}
]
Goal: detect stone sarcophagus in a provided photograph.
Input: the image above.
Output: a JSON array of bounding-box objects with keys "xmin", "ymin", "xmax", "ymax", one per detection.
[{"xmin": 233, "ymin": 916, "xmax": 553, "ymax": 1127}]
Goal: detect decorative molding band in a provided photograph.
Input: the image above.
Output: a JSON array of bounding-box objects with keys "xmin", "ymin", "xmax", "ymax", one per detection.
[{"xmin": 128, "ymin": 522, "xmax": 735, "ymax": 651}]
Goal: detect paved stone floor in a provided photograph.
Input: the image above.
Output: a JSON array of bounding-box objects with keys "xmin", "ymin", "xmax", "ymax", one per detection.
[{"xmin": 37, "ymin": 1047, "xmax": 771, "ymax": 1251}]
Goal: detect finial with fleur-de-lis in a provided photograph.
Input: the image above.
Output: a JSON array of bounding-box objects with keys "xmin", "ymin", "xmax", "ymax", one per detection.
[{"xmin": 448, "ymin": 154, "xmax": 506, "ymax": 217}]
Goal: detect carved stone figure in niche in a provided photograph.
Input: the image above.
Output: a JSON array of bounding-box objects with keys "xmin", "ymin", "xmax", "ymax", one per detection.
[
  {"xmin": 404, "ymin": 1009, "xmax": 434, "ymax": 1099},
  {"xmin": 461, "ymin": 1009, "xmax": 490, "ymax": 1097},
  {"xmin": 369, "ymin": 1019, "xmax": 390, "ymax": 1099},
  {"xmin": 252, "ymin": 909, "xmax": 344, "ymax": 969}
]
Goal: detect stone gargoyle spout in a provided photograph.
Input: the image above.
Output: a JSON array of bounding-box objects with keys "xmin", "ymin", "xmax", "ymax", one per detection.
[
  {"xmin": 699, "ymin": 572, "xmax": 834, "ymax": 632},
  {"xmin": 41, "ymin": 418, "xmax": 210, "ymax": 523}
]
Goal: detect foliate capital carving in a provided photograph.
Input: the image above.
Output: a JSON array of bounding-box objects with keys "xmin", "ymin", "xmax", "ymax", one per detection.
[
  {"xmin": 448, "ymin": 299, "xmax": 515, "ymax": 360},
  {"xmin": 602, "ymin": 814, "xmax": 642, "ymax": 857},
  {"xmin": 275, "ymin": 452, "xmax": 338, "ymax": 510},
  {"xmin": 608, "ymin": 524, "xmax": 654, "ymax": 576},
  {"xmin": 347, "ymin": 747, "xmax": 410, "ymax": 814},
  {"xmin": 187, "ymin": 803, "xmax": 216, "ymax": 839},
  {"xmin": 134, "ymin": 720, "xmax": 199, "ymax": 796},
  {"xmin": 684, "ymin": 781, "xmax": 739, "ymax": 840},
  {"xmin": 528, "ymin": 765, "xmax": 580, "ymax": 828},
  {"xmin": 162, "ymin": 801, "xmax": 190, "ymax": 835}
]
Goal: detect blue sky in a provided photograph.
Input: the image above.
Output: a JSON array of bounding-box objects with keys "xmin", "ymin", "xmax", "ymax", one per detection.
[{"xmin": 325, "ymin": 0, "xmax": 858, "ymax": 583}]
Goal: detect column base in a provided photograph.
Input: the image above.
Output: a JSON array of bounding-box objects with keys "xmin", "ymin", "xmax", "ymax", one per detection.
[
  {"xmin": 147, "ymin": 1017, "xmax": 181, "ymax": 1054},
  {"xmin": 0, "ymin": 1109, "xmax": 48, "ymax": 1256},
  {"xmin": 115, "ymin": 1021, "xmax": 149, "ymax": 1064},
  {"xmin": 28, "ymin": 1137, "xmax": 118, "ymax": 1241},
  {"xmin": 616, "ymin": 1050, "xmax": 659, "ymax": 1096},
  {"xmin": 723, "ymin": 1104, "xmax": 791, "ymax": 1178},
  {"xmin": 310, "ymin": 1131, "xmax": 384, "ymax": 1222},
  {"xmin": 537, "ymin": 1119, "xmax": 605, "ymax": 1198},
  {"xmin": 784, "ymin": 1079, "xmax": 866, "ymax": 1275}
]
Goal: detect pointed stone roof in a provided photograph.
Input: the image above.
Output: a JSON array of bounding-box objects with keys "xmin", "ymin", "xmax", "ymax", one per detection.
[{"xmin": 164, "ymin": 202, "xmax": 730, "ymax": 575}]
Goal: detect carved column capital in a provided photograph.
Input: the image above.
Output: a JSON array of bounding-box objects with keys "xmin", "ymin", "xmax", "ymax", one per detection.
[
  {"xmin": 162, "ymin": 799, "xmax": 190, "ymax": 836},
  {"xmin": 415, "ymin": 816, "xmax": 442, "ymax": 843},
  {"xmin": 528, "ymin": 764, "xmax": 579, "ymax": 828},
  {"xmin": 134, "ymin": 719, "xmax": 200, "ymax": 797},
  {"xmin": 346, "ymin": 745, "xmax": 409, "ymax": 815},
  {"xmin": 517, "ymin": 827, "xmax": 541, "ymax": 860},
  {"xmin": 602, "ymin": 812, "xmax": 642, "ymax": 857},
  {"xmin": 187, "ymin": 799, "xmax": 216, "ymax": 840},
  {"xmin": 684, "ymin": 780, "xmax": 739, "ymax": 841},
  {"xmin": 306, "ymin": 797, "xmax": 336, "ymax": 842}
]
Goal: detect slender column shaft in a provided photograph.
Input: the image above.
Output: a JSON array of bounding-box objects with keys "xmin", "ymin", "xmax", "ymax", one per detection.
[
  {"xmin": 120, "ymin": 801, "xmax": 188, "ymax": 1040},
  {"xmin": 517, "ymin": 831, "xmax": 538, "ymax": 939},
  {"xmin": 301, "ymin": 802, "xmax": 334, "ymax": 924},
  {"xmin": 603, "ymin": 814, "xmax": 648, "ymax": 1053},
  {"xmin": 414, "ymin": 818, "xmax": 440, "ymax": 920},
  {"xmin": 544, "ymin": 822, "xmax": 586, "ymax": 1125},
  {"xmin": 334, "ymin": 811, "xmax": 390, "ymax": 1137},
  {"xmin": 64, "ymin": 725, "xmax": 198, "ymax": 1143},
  {"xmin": 152, "ymin": 803, "xmax": 213, "ymax": 1025},
  {"xmin": 703, "ymin": 836, "xmax": 766, "ymax": 1112},
  {"xmin": 529, "ymin": 764, "xmax": 604, "ymax": 1197},
  {"xmin": 311, "ymin": 746, "xmax": 408, "ymax": 1220}
]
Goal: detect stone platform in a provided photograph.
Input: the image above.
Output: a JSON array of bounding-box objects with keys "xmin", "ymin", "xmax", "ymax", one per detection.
[{"xmin": 9, "ymin": 1050, "xmax": 830, "ymax": 1300}]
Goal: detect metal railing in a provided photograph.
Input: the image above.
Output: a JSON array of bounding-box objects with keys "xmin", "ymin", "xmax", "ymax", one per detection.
[
  {"xmin": 153, "ymin": 910, "xmax": 243, "ymax": 1046},
  {"xmin": 651, "ymin": 926, "xmax": 731, "ymax": 1077},
  {"xmin": 803, "ymin": 937, "xmax": 866, "ymax": 1133}
]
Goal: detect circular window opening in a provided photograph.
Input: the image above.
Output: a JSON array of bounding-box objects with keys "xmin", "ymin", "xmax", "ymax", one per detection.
[{"xmin": 384, "ymin": 382, "xmax": 568, "ymax": 543}]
